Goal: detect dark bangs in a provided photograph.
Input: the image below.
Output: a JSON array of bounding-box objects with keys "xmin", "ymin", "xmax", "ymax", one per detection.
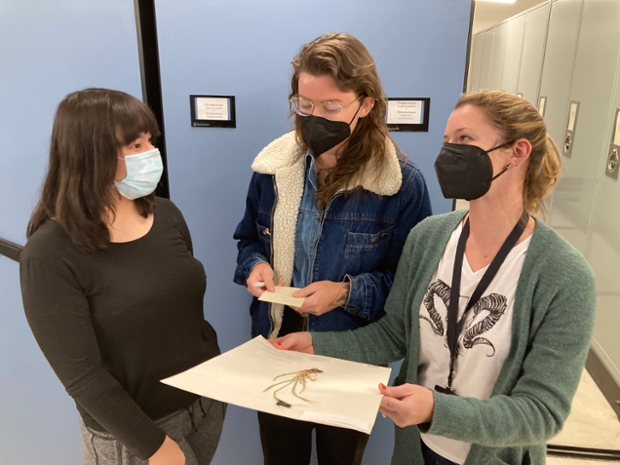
[
  {"xmin": 28, "ymin": 88, "xmax": 161, "ymax": 252},
  {"xmin": 114, "ymin": 95, "xmax": 161, "ymax": 146}
]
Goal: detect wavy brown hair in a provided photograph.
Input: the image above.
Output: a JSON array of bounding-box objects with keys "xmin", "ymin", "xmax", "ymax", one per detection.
[
  {"xmin": 289, "ymin": 32, "xmax": 402, "ymax": 208},
  {"xmin": 27, "ymin": 88, "xmax": 160, "ymax": 252},
  {"xmin": 455, "ymin": 90, "xmax": 562, "ymax": 216}
]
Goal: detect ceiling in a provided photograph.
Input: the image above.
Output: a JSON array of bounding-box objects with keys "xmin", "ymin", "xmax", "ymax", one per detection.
[{"xmin": 472, "ymin": 0, "xmax": 548, "ymax": 34}]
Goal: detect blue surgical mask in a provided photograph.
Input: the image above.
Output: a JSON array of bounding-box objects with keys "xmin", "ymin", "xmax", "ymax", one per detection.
[{"xmin": 114, "ymin": 148, "xmax": 164, "ymax": 200}]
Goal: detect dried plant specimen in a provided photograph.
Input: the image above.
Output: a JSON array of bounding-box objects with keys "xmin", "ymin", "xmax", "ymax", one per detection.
[{"xmin": 263, "ymin": 368, "xmax": 324, "ymax": 408}]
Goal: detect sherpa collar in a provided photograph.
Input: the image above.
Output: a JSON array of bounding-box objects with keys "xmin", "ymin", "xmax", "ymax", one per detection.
[
  {"xmin": 250, "ymin": 131, "xmax": 403, "ymax": 338},
  {"xmin": 251, "ymin": 131, "xmax": 402, "ymax": 195}
]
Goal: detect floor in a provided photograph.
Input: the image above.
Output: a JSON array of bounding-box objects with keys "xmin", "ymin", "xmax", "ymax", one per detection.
[{"xmin": 546, "ymin": 369, "xmax": 620, "ymax": 463}]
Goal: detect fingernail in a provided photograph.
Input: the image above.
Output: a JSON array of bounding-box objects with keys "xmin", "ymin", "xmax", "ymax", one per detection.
[
  {"xmin": 276, "ymin": 342, "xmax": 282, "ymax": 346},
  {"xmin": 379, "ymin": 383, "xmax": 386, "ymax": 390}
]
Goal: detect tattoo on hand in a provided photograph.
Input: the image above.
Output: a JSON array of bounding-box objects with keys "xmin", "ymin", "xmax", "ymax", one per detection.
[{"xmin": 329, "ymin": 282, "xmax": 350, "ymax": 307}]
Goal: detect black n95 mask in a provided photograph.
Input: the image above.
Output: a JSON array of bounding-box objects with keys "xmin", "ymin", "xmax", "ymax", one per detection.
[{"xmin": 434, "ymin": 142, "xmax": 513, "ymax": 200}]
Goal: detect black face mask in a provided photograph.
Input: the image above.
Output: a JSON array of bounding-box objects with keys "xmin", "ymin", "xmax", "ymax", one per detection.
[
  {"xmin": 434, "ymin": 141, "xmax": 513, "ymax": 200},
  {"xmin": 300, "ymin": 105, "xmax": 361, "ymax": 157}
]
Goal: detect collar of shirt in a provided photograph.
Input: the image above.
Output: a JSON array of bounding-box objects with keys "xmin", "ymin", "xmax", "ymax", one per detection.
[{"xmin": 305, "ymin": 151, "xmax": 319, "ymax": 190}]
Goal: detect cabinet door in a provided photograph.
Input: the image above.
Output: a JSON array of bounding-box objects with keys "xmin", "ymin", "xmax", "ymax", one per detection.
[
  {"xmin": 588, "ymin": 109, "xmax": 620, "ymax": 387},
  {"xmin": 538, "ymin": 0, "xmax": 583, "ymax": 155},
  {"xmin": 488, "ymin": 22, "xmax": 508, "ymax": 90},
  {"xmin": 468, "ymin": 32, "xmax": 485, "ymax": 92},
  {"xmin": 538, "ymin": 0, "xmax": 584, "ymax": 216},
  {"xmin": 549, "ymin": 0, "xmax": 620, "ymax": 255},
  {"xmin": 584, "ymin": 12, "xmax": 620, "ymax": 388},
  {"xmin": 517, "ymin": 2, "xmax": 551, "ymax": 104},
  {"xmin": 501, "ymin": 13, "xmax": 526, "ymax": 94},
  {"xmin": 479, "ymin": 29, "xmax": 495, "ymax": 90}
]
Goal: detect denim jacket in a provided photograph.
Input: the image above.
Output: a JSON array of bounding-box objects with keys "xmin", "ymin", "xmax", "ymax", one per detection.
[{"xmin": 233, "ymin": 131, "xmax": 432, "ymax": 338}]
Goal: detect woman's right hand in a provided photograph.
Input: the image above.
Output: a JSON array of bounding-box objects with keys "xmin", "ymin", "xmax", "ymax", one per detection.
[
  {"xmin": 246, "ymin": 262, "xmax": 278, "ymax": 297},
  {"xmin": 271, "ymin": 332, "xmax": 315, "ymax": 354},
  {"xmin": 149, "ymin": 436, "xmax": 185, "ymax": 465}
]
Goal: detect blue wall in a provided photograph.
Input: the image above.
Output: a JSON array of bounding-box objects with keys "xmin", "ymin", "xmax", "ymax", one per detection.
[
  {"xmin": 154, "ymin": 1, "xmax": 471, "ymax": 464},
  {"xmin": 0, "ymin": 1, "xmax": 142, "ymax": 463},
  {"xmin": 1, "ymin": 1, "xmax": 470, "ymax": 463}
]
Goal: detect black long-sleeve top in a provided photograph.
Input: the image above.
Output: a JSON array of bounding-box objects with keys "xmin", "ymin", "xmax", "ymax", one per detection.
[{"xmin": 20, "ymin": 198, "xmax": 220, "ymax": 459}]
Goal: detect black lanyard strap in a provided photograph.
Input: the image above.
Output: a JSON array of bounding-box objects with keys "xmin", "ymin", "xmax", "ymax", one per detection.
[{"xmin": 445, "ymin": 210, "xmax": 529, "ymax": 390}]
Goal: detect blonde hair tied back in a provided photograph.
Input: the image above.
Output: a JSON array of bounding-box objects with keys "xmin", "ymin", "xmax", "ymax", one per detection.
[{"xmin": 455, "ymin": 90, "xmax": 561, "ymax": 216}]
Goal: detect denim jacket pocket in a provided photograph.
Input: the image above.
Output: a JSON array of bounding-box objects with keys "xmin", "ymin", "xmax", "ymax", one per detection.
[
  {"xmin": 341, "ymin": 224, "xmax": 395, "ymax": 275},
  {"xmin": 255, "ymin": 219, "xmax": 271, "ymax": 255}
]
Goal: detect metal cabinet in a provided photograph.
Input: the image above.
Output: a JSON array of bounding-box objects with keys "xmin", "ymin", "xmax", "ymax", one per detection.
[
  {"xmin": 501, "ymin": 13, "xmax": 526, "ymax": 94},
  {"xmin": 549, "ymin": 0, "xmax": 620, "ymax": 255},
  {"xmin": 516, "ymin": 2, "xmax": 551, "ymax": 104},
  {"xmin": 545, "ymin": 0, "xmax": 620, "ymax": 386},
  {"xmin": 488, "ymin": 22, "xmax": 508, "ymax": 90},
  {"xmin": 479, "ymin": 29, "xmax": 495, "ymax": 91},
  {"xmin": 538, "ymin": 0, "xmax": 583, "ymax": 156},
  {"xmin": 576, "ymin": 0, "xmax": 620, "ymax": 388},
  {"xmin": 468, "ymin": 32, "xmax": 485, "ymax": 92},
  {"xmin": 469, "ymin": 0, "xmax": 620, "ymax": 390}
]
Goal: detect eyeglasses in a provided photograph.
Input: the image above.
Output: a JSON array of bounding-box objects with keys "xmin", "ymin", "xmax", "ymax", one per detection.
[{"xmin": 290, "ymin": 95, "xmax": 362, "ymax": 119}]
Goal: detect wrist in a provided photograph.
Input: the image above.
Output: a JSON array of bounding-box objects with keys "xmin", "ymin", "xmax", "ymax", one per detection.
[
  {"xmin": 250, "ymin": 261, "xmax": 269, "ymax": 272},
  {"xmin": 336, "ymin": 280, "xmax": 350, "ymax": 307},
  {"xmin": 425, "ymin": 388, "xmax": 435, "ymax": 423}
]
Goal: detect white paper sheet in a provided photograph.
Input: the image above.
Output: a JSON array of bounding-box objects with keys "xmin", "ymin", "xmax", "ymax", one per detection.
[
  {"xmin": 161, "ymin": 336, "xmax": 391, "ymax": 434},
  {"xmin": 195, "ymin": 97, "xmax": 229, "ymax": 121},
  {"xmin": 387, "ymin": 99, "xmax": 423, "ymax": 125},
  {"xmin": 258, "ymin": 286, "xmax": 305, "ymax": 307}
]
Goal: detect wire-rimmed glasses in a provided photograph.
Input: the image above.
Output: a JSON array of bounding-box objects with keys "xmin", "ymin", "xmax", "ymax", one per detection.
[{"xmin": 290, "ymin": 95, "xmax": 362, "ymax": 119}]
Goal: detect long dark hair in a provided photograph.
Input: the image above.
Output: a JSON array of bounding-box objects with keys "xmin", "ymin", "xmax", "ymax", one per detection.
[
  {"xmin": 27, "ymin": 88, "xmax": 161, "ymax": 252},
  {"xmin": 289, "ymin": 32, "xmax": 403, "ymax": 208}
]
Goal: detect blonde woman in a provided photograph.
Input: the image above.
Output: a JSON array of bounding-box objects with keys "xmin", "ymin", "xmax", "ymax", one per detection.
[{"xmin": 276, "ymin": 90, "xmax": 596, "ymax": 465}]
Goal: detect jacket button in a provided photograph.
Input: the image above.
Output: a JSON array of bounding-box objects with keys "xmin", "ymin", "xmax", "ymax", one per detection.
[{"xmin": 350, "ymin": 308, "xmax": 359, "ymax": 315}]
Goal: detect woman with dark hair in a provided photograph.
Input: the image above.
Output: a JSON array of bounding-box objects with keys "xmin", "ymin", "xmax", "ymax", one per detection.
[
  {"xmin": 233, "ymin": 33, "xmax": 432, "ymax": 465},
  {"xmin": 20, "ymin": 88, "xmax": 225, "ymax": 465},
  {"xmin": 274, "ymin": 90, "xmax": 596, "ymax": 465}
]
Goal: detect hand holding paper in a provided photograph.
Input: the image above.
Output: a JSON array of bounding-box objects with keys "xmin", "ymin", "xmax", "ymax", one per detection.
[
  {"xmin": 258, "ymin": 286, "xmax": 305, "ymax": 307},
  {"xmin": 161, "ymin": 336, "xmax": 391, "ymax": 434},
  {"xmin": 378, "ymin": 383, "xmax": 435, "ymax": 427},
  {"xmin": 290, "ymin": 280, "xmax": 349, "ymax": 316},
  {"xmin": 271, "ymin": 331, "xmax": 315, "ymax": 354}
]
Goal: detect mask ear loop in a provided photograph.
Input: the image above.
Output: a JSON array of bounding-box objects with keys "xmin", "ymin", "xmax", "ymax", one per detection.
[
  {"xmin": 485, "ymin": 140, "xmax": 515, "ymax": 154},
  {"xmin": 487, "ymin": 140, "xmax": 516, "ymax": 181},
  {"xmin": 347, "ymin": 95, "xmax": 366, "ymax": 124},
  {"xmin": 491, "ymin": 164, "xmax": 511, "ymax": 181}
]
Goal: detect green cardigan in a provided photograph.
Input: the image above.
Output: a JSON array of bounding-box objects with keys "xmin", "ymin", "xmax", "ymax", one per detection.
[{"xmin": 314, "ymin": 211, "xmax": 596, "ymax": 465}]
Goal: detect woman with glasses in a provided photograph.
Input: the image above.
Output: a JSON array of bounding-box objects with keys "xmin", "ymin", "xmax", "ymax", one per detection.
[
  {"xmin": 233, "ymin": 33, "xmax": 432, "ymax": 465},
  {"xmin": 272, "ymin": 91, "xmax": 596, "ymax": 465}
]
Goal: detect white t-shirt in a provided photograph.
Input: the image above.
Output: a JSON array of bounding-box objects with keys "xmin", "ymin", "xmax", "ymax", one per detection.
[{"xmin": 418, "ymin": 222, "xmax": 531, "ymax": 464}]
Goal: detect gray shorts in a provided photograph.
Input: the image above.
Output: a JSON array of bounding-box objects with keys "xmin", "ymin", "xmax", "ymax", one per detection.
[{"xmin": 80, "ymin": 397, "xmax": 226, "ymax": 465}]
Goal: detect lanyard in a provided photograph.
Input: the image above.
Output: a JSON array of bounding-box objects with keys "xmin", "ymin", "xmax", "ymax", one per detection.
[{"xmin": 442, "ymin": 211, "xmax": 529, "ymax": 394}]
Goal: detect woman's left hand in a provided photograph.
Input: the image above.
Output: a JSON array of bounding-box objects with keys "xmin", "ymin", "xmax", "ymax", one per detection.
[
  {"xmin": 291, "ymin": 280, "xmax": 349, "ymax": 316},
  {"xmin": 378, "ymin": 383, "xmax": 435, "ymax": 428}
]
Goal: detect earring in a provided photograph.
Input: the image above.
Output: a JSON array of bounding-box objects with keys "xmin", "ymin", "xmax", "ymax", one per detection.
[{"xmin": 515, "ymin": 158, "xmax": 521, "ymax": 164}]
